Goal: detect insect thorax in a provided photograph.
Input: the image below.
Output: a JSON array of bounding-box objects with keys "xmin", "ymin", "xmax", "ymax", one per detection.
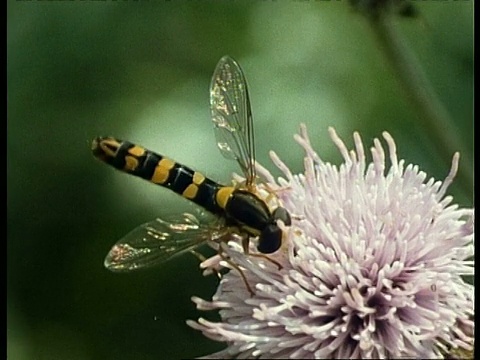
[{"xmin": 224, "ymin": 190, "xmax": 272, "ymax": 234}]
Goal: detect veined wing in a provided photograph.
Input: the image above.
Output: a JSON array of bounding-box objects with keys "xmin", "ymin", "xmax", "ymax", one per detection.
[
  {"xmin": 104, "ymin": 212, "xmax": 227, "ymax": 272},
  {"xmin": 210, "ymin": 55, "xmax": 256, "ymax": 187}
]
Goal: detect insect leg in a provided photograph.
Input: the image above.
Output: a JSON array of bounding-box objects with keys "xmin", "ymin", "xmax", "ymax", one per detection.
[
  {"xmin": 239, "ymin": 232, "xmax": 283, "ymax": 270},
  {"xmin": 248, "ymin": 253, "xmax": 283, "ymax": 270},
  {"xmin": 190, "ymin": 250, "xmax": 222, "ymax": 279},
  {"xmin": 218, "ymin": 250, "xmax": 255, "ymax": 297},
  {"xmin": 237, "ymin": 231, "xmax": 283, "ymax": 270},
  {"xmin": 241, "ymin": 234, "xmax": 250, "ymax": 255}
]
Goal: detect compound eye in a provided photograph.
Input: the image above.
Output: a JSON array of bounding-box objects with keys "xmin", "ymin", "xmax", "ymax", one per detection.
[
  {"xmin": 272, "ymin": 206, "xmax": 291, "ymax": 226},
  {"xmin": 257, "ymin": 224, "xmax": 282, "ymax": 254}
]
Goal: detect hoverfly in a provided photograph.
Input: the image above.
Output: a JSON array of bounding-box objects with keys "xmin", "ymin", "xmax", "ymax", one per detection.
[{"xmin": 92, "ymin": 56, "xmax": 291, "ymax": 293}]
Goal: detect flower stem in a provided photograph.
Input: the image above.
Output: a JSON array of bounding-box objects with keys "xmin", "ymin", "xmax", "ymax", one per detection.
[{"xmin": 367, "ymin": 13, "xmax": 473, "ymax": 197}]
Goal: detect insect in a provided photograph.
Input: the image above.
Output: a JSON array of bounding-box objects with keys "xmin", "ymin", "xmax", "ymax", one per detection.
[{"xmin": 92, "ymin": 56, "xmax": 291, "ymax": 293}]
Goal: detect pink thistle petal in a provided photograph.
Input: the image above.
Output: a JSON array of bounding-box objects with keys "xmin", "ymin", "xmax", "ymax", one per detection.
[{"xmin": 188, "ymin": 125, "xmax": 474, "ymax": 359}]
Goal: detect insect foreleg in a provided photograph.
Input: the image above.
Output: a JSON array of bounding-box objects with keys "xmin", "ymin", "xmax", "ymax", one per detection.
[
  {"xmin": 239, "ymin": 232, "xmax": 283, "ymax": 270},
  {"xmin": 248, "ymin": 253, "xmax": 283, "ymax": 270}
]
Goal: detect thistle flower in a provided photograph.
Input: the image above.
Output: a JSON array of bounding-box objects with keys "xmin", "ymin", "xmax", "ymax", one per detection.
[{"xmin": 187, "ymin": 125, "xmax": 474, "ymax": 359}]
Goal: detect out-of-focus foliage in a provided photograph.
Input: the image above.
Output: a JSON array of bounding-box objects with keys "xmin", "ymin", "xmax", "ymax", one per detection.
[{"xmin": 8, "ymin": 1, "xmax": 472, "ymax": 359}]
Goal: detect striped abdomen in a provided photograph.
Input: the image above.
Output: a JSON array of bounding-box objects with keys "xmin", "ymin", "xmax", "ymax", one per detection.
[{"xmin": 92, "ymin": 137, "xmax": 226, "ymax": 215}]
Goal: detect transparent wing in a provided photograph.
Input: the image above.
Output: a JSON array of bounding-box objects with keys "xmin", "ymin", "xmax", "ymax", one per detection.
[
  {"xmin": 210, "ymin": 55, "xmax": 256, "ymax": 186},
  {"xmin": 104, "ymin": 212, "xmax": 227, "ymax": 272}
]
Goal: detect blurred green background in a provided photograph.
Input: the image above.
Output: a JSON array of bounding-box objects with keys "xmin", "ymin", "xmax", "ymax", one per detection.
[{"xmin": 8, "ymin": 1, "xmax": 473, "ymax": 359}]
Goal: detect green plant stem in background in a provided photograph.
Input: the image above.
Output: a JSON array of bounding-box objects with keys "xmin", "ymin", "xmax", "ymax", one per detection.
[{"xmin": 368, "ymin": 13, "xmax": 473, "ymax": 198}]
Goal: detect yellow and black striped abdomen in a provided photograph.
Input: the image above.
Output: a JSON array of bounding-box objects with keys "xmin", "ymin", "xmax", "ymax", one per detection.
[{"xmin": 92, "ymin": 137, "xmax": 225, "ymax": 215}]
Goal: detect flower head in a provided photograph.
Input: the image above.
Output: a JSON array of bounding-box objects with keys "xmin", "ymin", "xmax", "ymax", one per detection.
[{"xmin": 187, "ymin": 125, "xmax": 474, "ymax": 359}]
